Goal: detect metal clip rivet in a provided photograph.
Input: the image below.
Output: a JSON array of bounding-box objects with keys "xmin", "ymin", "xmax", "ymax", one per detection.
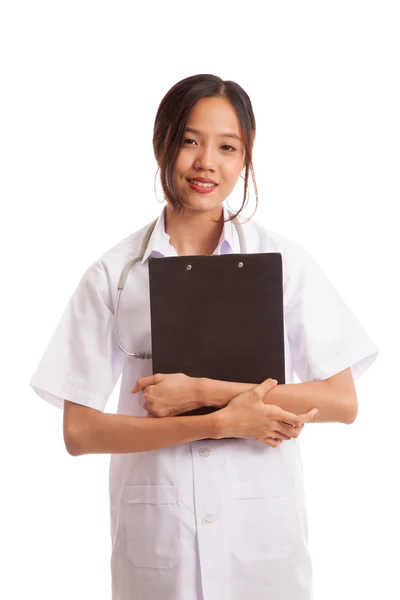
[
  {"xmin": 186, "ymin": 264, "xmax": 192, "ymax": 270},
  {"xmin": 238, "ymin": 262, "xmax": 243, "ymax": 268}
]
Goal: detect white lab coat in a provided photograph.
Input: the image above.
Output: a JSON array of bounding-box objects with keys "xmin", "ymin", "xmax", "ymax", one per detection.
[{"xmin": 30, "ymin": 203, "xmax": 378, "ymax": 600}]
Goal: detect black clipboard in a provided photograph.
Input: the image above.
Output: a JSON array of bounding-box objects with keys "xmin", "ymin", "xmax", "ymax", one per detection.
[{"xmin": 148, "ymin": 253, "xmax": 285, "ymax": 426}]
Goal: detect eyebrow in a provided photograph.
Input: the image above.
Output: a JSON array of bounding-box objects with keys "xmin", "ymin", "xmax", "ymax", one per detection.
[{"xmin": 185, "ymin": 127, "xmax": 242, "ymax": 142}]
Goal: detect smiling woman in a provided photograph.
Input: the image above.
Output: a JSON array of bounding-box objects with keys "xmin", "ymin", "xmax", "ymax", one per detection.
[
  {"xmin": 176, "ymin": 97, "xmax": 245, "ymax": 205},
  {"xmin": 152, "ymin": 75, "xmax": 259, "ymax": 256},
  {"xmin": 30, "ymin": 72, "xmax": 379, "ymax": 600},
  {"xmin": 153, "ymin": 74, "xmax": 257, "ymax": 223}
]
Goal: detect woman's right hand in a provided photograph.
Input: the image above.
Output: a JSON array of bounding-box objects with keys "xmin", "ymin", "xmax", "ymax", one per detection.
[{"xmin": 217, "ymin": 378, "xmax": 318, "ymax": 447}]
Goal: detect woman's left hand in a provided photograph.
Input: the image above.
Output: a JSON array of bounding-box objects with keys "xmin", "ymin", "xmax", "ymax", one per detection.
[{"xmin": 131, "ymin": 373, "xmax": 199, "ymax": 417}]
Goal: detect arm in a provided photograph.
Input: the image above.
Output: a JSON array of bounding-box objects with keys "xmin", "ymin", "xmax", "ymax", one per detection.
[
  {"xmin": 63, "ymin": 400, "xmax": 222, "ymax": 456},
  {"xmin": 197, "ymin": 367, "xmax": 358, "ymax": 424}
]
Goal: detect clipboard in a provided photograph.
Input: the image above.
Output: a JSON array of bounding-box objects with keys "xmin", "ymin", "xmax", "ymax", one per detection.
[{"xmin": 148, "ymin": 253, "xmax": 285, "ymax": 426}]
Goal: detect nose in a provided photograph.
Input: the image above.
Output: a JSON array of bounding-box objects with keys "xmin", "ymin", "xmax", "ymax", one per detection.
[{"xmin": 193, "ymin": 143, "xmax": 216, "ymax": 172}]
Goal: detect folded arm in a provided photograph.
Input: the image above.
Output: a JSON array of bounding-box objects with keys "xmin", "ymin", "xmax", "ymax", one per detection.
[{"xmin": 196, "ymin": 367, "xmax": 358, "ymax": 424}]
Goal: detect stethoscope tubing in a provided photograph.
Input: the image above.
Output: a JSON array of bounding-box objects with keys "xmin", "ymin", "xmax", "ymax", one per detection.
[{"xmin": 113, "ymin": 210, "xmax": 247, "ymax": 358}]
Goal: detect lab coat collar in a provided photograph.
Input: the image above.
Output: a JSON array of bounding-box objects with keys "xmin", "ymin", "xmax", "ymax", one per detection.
[{"xmin": 141, "ymin": 203, "xmax": 237, "ymax": 263}]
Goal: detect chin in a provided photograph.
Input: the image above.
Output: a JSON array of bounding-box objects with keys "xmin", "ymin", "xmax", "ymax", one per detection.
[
  {"xmin": 182, "ymin": 192, "xmax": 224, "ymax": 207},
  {"xmin": 182, "ymin": 199, "xmax": 224, "ymax": 213}
]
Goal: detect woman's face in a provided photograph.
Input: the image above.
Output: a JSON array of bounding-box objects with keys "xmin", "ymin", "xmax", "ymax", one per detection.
[{"xmin": 171, "ymin": 96, "xmax": 246, "ymax": 213}]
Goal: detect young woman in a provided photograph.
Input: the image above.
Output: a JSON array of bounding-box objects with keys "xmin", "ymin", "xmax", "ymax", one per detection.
[{"xmin": 30, "ymin": 74, "xmax": 378, "ymax": 600}]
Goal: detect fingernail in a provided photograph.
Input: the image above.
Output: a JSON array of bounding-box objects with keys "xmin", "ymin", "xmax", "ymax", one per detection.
[{"xmin": 312, "ymin": 409, "xmax": 319, "ymax": 416}]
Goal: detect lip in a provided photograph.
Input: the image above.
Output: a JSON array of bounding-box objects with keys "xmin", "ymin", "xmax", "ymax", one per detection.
[
  {"xmin": 187, "ymin": 180, "xmax": 218, "ymax": 194},
  {"xmin": 187, "ymin": 177, "xmax": 218, "ymax": 184}
]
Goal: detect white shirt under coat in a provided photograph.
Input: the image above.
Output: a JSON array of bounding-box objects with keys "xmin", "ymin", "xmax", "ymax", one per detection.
[{"xmin": 30, "ymin": 203, "xmax": 379, "ymax": 600}]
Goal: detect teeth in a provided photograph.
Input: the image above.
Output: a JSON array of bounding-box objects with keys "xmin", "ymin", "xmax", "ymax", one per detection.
[{"xmin": 189, "ymin": 180, "xmax": 216, "ymax": 188}]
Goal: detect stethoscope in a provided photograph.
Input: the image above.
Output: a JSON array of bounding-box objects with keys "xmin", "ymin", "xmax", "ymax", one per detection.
[{"xmin": 113, "ymin": 209, "xmax": 247, "ymax": 359}]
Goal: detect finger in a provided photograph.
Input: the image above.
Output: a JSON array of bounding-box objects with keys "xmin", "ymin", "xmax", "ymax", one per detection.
[
  {"xmin": 270, "ymin": 430, "xmax": 292, "ymax": 441},
  {"xmin": 260, "ymin": 438, "xmax": 282, "ymax": 448},
  {"xmin": 252, "ymin": 378, "xmax": 278, "ymax": 398},
  {"xmin": 270, "ymin": 406, "xmax": 305, "ymax": 427},
  {"xmin": 131, "ymin": 379, "xmax": 144, "ymax": 394},
  {"xmin": 291, "ymin": 408, "xmax": 318, "ymax": 427},
  {"xmin": 279, "ymin": 422, "xmax": 304, "ymax": 434},
  {"xmin": 298, "ymin": 408, "xmax": 319, "ymax": 424},
  {"xmin": 273, "ymin": 407, "xmax": 318, "ymax": 427},
  {"xmin": 276, "ymin": 423, "xmax": 304, "ymax": 438},
  {"xmin": 131, "ymin": 375, "xmax": 156, "ymax": 393}
]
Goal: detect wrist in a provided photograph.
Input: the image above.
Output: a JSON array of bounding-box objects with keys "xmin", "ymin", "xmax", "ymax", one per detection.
[
  {"xmin": 194, "ymin": 377, "xmax": 233, "ymax": 409},
  {"xmin": 193, "ymin": 377, "xmax": 209, "ymax": 408},
  {"xmin": 208, "ymin": 408, "xmax": 230, "ymax": 439}
]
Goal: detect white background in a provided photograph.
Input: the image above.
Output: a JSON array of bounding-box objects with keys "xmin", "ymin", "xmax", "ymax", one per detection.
[{"xmin": 1, "ymin": 1, "xmax": 398, "ymax": 599}]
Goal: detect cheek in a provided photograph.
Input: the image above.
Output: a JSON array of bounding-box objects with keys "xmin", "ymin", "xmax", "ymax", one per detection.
[
  {"xmin": 223, "ymin": 160, "xmax": 244, "ymax": 184},
  {"xmin": 175, "ymin": 151, "xmax": 191, "ymax": 176}
]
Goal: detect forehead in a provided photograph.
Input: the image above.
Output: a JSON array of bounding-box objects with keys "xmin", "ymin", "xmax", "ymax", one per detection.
[{"xmin": 186, "ymin": 97, "xmax": 241, "ymax": 134}]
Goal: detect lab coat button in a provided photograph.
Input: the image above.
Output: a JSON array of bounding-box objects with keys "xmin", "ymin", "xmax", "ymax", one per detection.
[
  {"xmin": 199, "ymin": 447, "xmax": 211, "ymax": 457},
  {"xmin": 201, "ymin": 514, "xmax": 215, "ymax": 525}
]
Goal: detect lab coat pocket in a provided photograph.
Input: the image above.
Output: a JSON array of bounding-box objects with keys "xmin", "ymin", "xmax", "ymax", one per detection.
[
  {"xmin": 230, "ymin": 479, "xmax": 297, "ymax": 562},
  {"xmin": 124, "ymin": 485, "xmax": 180, "ymax": 569}
]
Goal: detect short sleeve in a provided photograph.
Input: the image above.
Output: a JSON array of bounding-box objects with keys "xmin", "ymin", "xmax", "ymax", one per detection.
[
  {"xmin": 284, "ymin": 243, "xmax": 379, "ymax": 383},
  {"xmin": 29, "ymin": 260, "xmax": 124, "ymax": 411}
]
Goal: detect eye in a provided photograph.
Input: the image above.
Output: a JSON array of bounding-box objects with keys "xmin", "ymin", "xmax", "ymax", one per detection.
[{"xmin": 183, "ymin": 139, "xmax": 237, "ymax": 152}]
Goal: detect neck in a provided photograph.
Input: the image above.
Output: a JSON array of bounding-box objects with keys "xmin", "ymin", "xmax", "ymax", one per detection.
[{"xmin": 164, "ymin": 204, "xmax": 225, "ymax": 256}]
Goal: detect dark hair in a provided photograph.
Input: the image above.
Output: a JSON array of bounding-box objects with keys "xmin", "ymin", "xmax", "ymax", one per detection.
[{"xmin": 152, "ymin": 74, "xmax": 258, "ymax": 223}]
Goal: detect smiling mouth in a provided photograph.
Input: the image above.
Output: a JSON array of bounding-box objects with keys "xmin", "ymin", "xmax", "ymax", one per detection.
[{"xmin": 187, "ymin": 179, "xmax": 218, "ymax": 188}]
